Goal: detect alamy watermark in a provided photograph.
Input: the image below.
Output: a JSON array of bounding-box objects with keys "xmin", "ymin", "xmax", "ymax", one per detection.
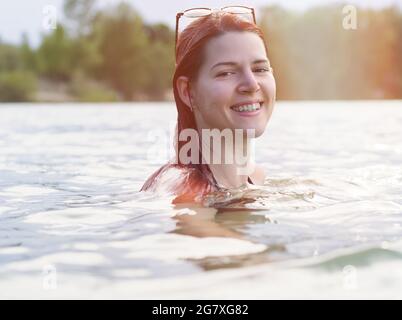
[
  {"xmin": 342, "ymin": 265, "xmax": 358, "ymax": 290},
  {"xmin": 42, "ymin": 5, "xmax": 58, "ymax": 31},
  {"xmin": 342, "ymin": 5, "xmax": 357, "ymax": 30},
  {"xmin": 42, "ymin": 264, "xmax": 57, "ymax": 290},
  {"xmin": 146, "ymin": 123, "xmax": 258, "ymax": 175}
]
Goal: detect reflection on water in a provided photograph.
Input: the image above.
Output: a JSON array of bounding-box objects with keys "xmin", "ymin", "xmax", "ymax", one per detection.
[
  {"xmin": 0, "ymin": 101, "xmax": 402, "ymax": 299},
  {"xmin": 172, "ymin": 203, "xmax": 287, "ymax": 270},
  {"xmin": 169, "ymin": 177, "xmax": 340, "ymax": 270},
  {"xmin": 202, "ymin": 178, "xmax": 318, "ymax": 210}
]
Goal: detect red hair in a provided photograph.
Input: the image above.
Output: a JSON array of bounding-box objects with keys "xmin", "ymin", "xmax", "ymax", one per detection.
[{"xmin": 141, "ymin": 12, "xmax": 268, "ymax": 203}]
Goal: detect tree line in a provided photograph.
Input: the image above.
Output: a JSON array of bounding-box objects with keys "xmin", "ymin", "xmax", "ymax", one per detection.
[{"xmin": 0, "ymin": 1, "xmax": 401, "ymax": 102}]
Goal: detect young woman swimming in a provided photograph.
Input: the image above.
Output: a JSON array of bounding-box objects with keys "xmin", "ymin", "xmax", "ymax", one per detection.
[{"xmin": 141, "ymin": 6, "xmax": 276, "ymax": 204}]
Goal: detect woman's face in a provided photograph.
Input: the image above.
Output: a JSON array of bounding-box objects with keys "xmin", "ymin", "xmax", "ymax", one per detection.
[{"xmin": 190, "ymin": 31, "xmax": 276, "ymax": 137}]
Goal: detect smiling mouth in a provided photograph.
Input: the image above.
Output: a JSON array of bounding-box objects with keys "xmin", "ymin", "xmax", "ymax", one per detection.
[{"xmin": 230, "ymin": 101, "xmax": 263, "ymax": 113}]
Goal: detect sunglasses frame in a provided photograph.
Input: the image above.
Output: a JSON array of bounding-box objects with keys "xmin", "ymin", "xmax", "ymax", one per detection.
[{"xmin": 175, "ymin": 6, "xmax": 256, "ymax": 52}]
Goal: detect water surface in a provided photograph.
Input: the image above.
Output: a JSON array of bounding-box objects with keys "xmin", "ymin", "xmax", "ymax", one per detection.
[{"xmin": 0, "ymin": 101, "xmax": 401, "ymax": 298}]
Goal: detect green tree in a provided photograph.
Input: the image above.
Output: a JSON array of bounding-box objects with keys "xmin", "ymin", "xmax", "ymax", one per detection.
[
  {"xmin": 91, "ymin": 3, "xmax": 150, "ymax": 100},
  {"xmin": 142, "ymin": 23, "xmax": 175, "ymax": 99},
  {"xmin": 0, "ymin": 70, "xmax": 37, "ymax": 102},
  {"xmin": 0, "ymin": 43, "xmax": 22, "ymax": 72},
  {"xmin": 36, "ymin": 25, "xmax": 74, "ymax": 80},
  {"xmin": 63, "ymin": 0, "xmax": 97, "ymax": 35},
  {"xmin": 20, "ymin": 34, "xmax": 38, "ymax": 72}
]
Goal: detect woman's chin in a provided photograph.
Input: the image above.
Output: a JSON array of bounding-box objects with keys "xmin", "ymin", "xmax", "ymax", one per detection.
[{"xmin": 226, "ymin": 124, "xmax": 266, "ymax": 138}]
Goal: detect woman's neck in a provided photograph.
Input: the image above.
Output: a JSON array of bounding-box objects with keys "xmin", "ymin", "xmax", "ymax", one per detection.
[{"xmin": 199, "ymin": 129, "xmax": 256, "ymax": 189}]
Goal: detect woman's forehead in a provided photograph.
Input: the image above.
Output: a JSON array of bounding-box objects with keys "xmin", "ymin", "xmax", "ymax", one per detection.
[{"xmin": 203, "ymin": 32, "xmax": 267, "ymax": 64}]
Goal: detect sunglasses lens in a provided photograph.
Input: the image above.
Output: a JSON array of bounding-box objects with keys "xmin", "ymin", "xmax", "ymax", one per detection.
[
  {"xmin": 222, "ymin": 6, "xmax": 254, "ymax": 22},
  {"xmin": 223, "ymin": 6, "xmax": 252, "ymax": 14},
  {"xmin": 183, "ymin": 8, "xmax": 211, "ymax": 18},
  {"xmin": 176, "ymin": 6, "xmax": 255, "ymax": 51}
]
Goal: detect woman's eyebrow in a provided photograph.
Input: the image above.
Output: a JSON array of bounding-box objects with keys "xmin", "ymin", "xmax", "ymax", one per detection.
[{"xmin": 211, "ymin": 59, "xmax": 269, "ymax": 70}]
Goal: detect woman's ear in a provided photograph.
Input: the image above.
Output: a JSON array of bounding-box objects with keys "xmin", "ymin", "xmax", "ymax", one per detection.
[{"xmin": 176, "ymin": 76, "xmax": 194, "ymax": 111}]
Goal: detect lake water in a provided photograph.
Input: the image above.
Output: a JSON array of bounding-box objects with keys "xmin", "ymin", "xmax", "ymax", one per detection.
[{"xmin": 0, "ymin": 101, "xmax": 401, "ymax": 299}]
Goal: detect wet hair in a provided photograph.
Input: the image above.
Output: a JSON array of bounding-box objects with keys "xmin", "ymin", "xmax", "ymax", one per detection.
[{"xmin": 173, "ymin": 11, "xmax": 268, "ymax": 165}]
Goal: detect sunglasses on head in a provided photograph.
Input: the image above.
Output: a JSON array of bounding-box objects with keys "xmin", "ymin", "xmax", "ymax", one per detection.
[{"xmin": 175, "ymin": 6, "xmax": 256, "ymax": 51}]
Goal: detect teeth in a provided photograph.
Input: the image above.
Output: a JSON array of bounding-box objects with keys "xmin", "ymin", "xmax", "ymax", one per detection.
[{"xmin": 231, "ymin": 102, "xmax": 262, "ymax": 112}]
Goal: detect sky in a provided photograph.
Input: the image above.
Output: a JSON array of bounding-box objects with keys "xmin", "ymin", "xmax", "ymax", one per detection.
[{"xmin": 0, "ymin": 0, "xmax": 400, "ymax": 47}]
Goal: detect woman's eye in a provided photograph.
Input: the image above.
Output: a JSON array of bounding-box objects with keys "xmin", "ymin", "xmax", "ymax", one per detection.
[
  {"xmin": 216, "ymin": 71, "xmax": 234, "ymax": 77},
  {"xmin": 254, "ymin": 68, "xmax": 271, "ymax": 73},
  {"xmin": 216, "ymin": 67, "xmax": 272, "ymax": 77}
]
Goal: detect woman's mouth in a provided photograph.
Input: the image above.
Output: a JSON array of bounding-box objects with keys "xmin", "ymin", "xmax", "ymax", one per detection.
[{"xmin": 230, "ymin": 101, "xmax": 263, "ymax": 116}]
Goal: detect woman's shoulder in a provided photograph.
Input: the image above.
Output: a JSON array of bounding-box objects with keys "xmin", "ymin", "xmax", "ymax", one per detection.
[{"xmin": 141, "ymin": 163, "xmax": 213, "ymax": 203}]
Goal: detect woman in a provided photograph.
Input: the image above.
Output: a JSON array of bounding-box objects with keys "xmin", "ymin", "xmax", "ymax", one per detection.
[{"xmin": 141, "ymin": 7, "xmax": 276, "ymax": 204}]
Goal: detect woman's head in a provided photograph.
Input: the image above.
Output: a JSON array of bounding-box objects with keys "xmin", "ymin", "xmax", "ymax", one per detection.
[{"xmin": 173, "ymin": 11, "xmax": 276, "ymax": 164}]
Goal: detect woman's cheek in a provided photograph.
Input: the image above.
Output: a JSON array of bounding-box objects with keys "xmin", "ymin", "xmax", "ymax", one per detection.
[{"xmin": 269, "ymin": 77, "xmax": 277, "ymax": 98}]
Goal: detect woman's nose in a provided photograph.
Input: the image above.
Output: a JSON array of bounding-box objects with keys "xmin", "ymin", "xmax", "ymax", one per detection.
[{"xmin": 238, "ymin": 70, "xmax": 260, "ymax": 93}]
